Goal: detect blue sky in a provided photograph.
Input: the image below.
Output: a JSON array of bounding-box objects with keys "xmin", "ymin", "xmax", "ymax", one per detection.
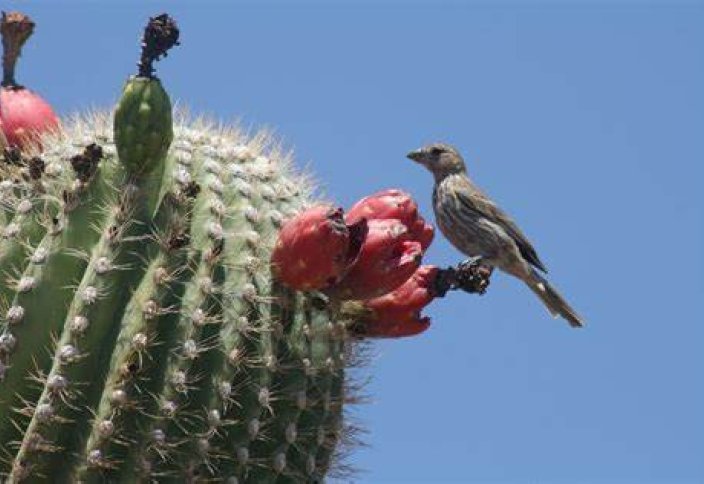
[{"xmin": 8, "ymin": 1, "xmax": 704, "ymax": 482}]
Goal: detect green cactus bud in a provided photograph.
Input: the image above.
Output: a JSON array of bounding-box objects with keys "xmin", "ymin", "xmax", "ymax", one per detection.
[
  {"xmin": 113, "ymin": 76, "xmax": 173, "ymax": 176},
  {"xmin": 112, "ymin": 14, "xmax": 179, "ymax": 219}
]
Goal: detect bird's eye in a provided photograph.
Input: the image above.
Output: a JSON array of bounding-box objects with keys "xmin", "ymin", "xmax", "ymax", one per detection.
[{"xmin": 430, "ymin": 147, "xmax": 442, "ymax": 156}]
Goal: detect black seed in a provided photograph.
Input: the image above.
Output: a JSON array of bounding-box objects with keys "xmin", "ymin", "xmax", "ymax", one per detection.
[
  {"xmin": 27, "ymin": 157, "xmax": 45, "ymax": 180},
  {"xmin": 182, "ymin": 181, "xmax": 201, "ymax": 199},
  {"xmin": 2, "ymin": 147, "xmax": 22, "ymax": 166},
  {"xmin": 70, "ymin": 144, "xmax": 103, "ymax": 182},
  {"xmin": 168, "ymin": 231, "xmax": 190, "ymax": 250}
]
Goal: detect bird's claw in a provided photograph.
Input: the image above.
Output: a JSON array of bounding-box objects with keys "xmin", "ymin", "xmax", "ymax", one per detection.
[
  {"xmin": 455, "ymin": 258, "xmax": 492, "ymax": 295},
  {"xmin": 458, "ymin": 256, "xmax": 484, "ymax": 270},
  {"xmin": 433, "ymin": 258, "xmax": 493, "ymax": 297}
]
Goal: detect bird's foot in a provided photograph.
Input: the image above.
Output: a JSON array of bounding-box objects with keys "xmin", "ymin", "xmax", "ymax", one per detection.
[
  {"xmin": 433, "ymin": 258, "xmax": 493, "ymax": 297},
  {"xmin": 457, "ymin": 256, "xmax": 485, "ymax": 270},
  {"xmin": 455, "ymin": 259, "xmax": 493, "ymax": 295}
]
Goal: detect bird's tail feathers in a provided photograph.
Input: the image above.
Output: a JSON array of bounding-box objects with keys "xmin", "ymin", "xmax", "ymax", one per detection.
[{"xmin": 528, "ymin": 273, "xmax": 583, "ymax": 328}]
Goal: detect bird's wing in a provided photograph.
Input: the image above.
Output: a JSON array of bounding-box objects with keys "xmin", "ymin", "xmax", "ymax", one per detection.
[{"xmin": 454, "ymin": 179, "xmax": 548, "ymax": 273}]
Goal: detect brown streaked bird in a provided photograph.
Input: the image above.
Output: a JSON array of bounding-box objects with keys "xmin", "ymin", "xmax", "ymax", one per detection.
[{"xmin": 407, "ymin": 143, "xmax": 583, "ymax": 327}]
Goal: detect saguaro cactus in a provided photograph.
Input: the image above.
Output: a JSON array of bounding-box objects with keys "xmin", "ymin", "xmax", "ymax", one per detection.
[
  {"xmin": 0, "ymin": 11, "xmax": 493, "ymax": 483},
  {"xmin": 0, "ymin": 14, "xmax": 354, "ymax": 482}
]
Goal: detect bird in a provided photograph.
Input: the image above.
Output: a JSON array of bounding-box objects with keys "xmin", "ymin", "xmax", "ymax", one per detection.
[{"xmin": 407, "ymin": 143, "xmax": 583, "ymax": 327}]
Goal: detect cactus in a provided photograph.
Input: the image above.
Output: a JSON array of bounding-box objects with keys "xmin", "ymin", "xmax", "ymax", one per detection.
[{"xmin": 0, "ymin": 14, "xmax": 358, "ymax": 482}]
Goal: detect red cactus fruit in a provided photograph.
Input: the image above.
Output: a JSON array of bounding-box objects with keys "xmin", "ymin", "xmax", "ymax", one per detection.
[
  {"xmin": 271, "ymin": 205, "xmax": 367, "ymax": 291},
  {"xmin": 410, "ymin": 214, "xmax": 434, "ymax": 250},
  {"xmin": 361, "ymin": 265, "xmax": 438, "ymax": 338},
  {"xmin": 346, "ymin": 188, "xmax": 434, "ymax": 250},
  {"xmin": 0, "ymin": 88, "xmax": 58, "ymax": 148},
  {"xmin": 365, "ymin": 315, "xmax": 430, "ymax": 338},
  {"xmin": 330, "ymin": 219, "xmax": 423, "ymax": 300},
  {"xmin": 346, "ymin": 189, "xmax": 418, "ymax": 226},
  {"xmin": 0, "ymin": 12, "xmax": 59, "ymax": 150}
]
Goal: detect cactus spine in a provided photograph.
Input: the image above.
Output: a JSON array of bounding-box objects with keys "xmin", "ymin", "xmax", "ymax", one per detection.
[{"xmin": 0, "ymin": 14, "xmax": 353, "ymax": 482}]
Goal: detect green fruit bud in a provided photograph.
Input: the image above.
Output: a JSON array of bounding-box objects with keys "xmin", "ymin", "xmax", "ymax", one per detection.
[{"xmin": 113, "ymin": 76, "xmax": 173, "ymax": 176}]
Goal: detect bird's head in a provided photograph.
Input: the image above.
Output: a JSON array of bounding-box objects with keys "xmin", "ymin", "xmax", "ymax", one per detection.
[{"xmin": 407, "ymin": 143, "xmax": 466, "ymax": 179}]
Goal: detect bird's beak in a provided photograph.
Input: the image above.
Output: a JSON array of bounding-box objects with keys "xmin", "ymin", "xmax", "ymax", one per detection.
[{"xmin": 406, "ymin": 149, "xmax": 423, "ymax": 163}]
